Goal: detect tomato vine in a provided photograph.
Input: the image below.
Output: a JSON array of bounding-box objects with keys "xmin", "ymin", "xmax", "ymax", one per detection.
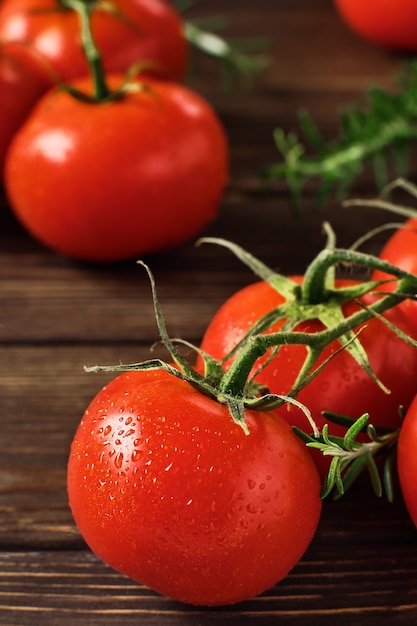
[{"xmin": 86, "ymin": 230, "xmax": 417, "ymax": 433}]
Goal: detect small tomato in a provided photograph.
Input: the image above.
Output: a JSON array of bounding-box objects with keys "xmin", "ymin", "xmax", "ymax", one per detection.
[
  {"xmin": 198, "ymin": 278, "xmax": 417, "ymax": 478},
  {"xmin": 372, "ymin": 218, "xmax": 417, "ymax": 337},
  {"xmin": 67, "ymin": 369, "xmax": 322, "ymax": 606},
  {"xmin": 0, "ymin": 41, "xmax": 51, "ymax": 179},
  {"xmin": 5, "ymin": 75, "xmax": 229, "ymax": 261},
  {"xmin": 397, "ymin": 393, "xmax": 417, "ymax": 529},
  {"xmin": 0, "ymin": 0, "xmax": 188, "ymax": 82},
  {"xmin": 333, "ymin": 0, "xmax": 417, "ymax": 52}
]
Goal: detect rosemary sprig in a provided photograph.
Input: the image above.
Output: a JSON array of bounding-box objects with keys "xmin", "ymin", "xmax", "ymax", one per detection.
[
  {"xmin": 294, "ymin": 412, "xmax": 400, "ymax": 501},
  {"xmin": 263, "ymin": 61, "xmax": 417, "ymax": 210}
]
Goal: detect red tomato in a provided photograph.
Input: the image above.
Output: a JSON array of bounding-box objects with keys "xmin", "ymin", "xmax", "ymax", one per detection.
[
  {"xmin": 0, "ymin": 41, "xmax": 51, "ymax": 179},
  {"xmin": 4, "ymin": 74, "xmax": 228, "ymax": 261},
  {"xmin": 0, "ymin": 0, "xmax": 188, "ymax": 82},
  {"xmin": 333, "ymin": 0, "xmax": 417, "ymax": 52},
  {"xmin": 198, "ymin": 278, "xmax": 417, "ymax": 478},
  {"xmin": 372, "ymin": 218, "xmax": 417, "ymax": 336},
  {"xmin": 67, "ymin": 368, "xmax": 322, "ymax": 606},
  {"xmin": 398, "ymin": 393, "xmax": 417, "ymax": 529}
]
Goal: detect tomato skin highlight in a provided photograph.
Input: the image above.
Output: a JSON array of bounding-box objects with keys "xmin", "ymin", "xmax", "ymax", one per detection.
[
  {"xmin": 67, "ymin": 369, "xmax": 322, "ymax": 606},
  {"xmin": 373, "ymin": 218, "xmax": 417, "ymax": 337},
  {"xmin": 198, "ymin": 278, "xmax": 417, "ymax": 478},
  {"xmin": 5, "ymin": 75, "xmax": 229, "ymax": 262},
  {"xmin": 0, "ymin": 0, "xmax": 188, "ymax": 82},
  {"xmin": 333, "ymin": 0, "xmax": 417, "ymax": 52}
]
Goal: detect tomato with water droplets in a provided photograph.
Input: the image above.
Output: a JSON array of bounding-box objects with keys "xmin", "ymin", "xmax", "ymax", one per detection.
[{"xmin": 67, "ymin": 368, "xmax": 322, "ymax": 606}]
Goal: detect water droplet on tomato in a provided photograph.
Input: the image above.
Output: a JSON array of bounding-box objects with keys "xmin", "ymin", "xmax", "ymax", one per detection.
[
  {"xmin": 131, "ymin": 450, "xmax": 142, "ymax": 462},
  {"xmin": 114, "ymin": 452, "xmax": 124, "ymax": 469}
]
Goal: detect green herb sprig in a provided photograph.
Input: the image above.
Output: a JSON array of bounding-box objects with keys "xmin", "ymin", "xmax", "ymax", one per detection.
[
  {"xmin": 264, "ymin": 61, "xmax": 417, "ymax": 210},
  {"xmin": 294, "ymin": 412, "xmax": 400, "ymax": 501}
]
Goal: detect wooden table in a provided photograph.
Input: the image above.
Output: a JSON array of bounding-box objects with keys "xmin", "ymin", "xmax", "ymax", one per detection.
[{"xmin": 2, "ymin": 1, "xmax": 417, "ymax": 624}]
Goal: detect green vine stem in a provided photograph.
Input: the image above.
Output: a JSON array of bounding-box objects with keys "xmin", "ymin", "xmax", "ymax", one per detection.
[
  {"xmin": 343, "ymin": 177, "xmax": 417, "ymax": 219},
  {"xmin": 86, "ymin": 233, "xmax": 417, "ymax": 435},
  {"xmin": 61, "ymin": 0, "xmax": 111, "ymax": 101}
]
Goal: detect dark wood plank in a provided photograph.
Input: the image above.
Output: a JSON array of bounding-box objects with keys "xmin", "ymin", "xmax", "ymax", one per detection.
[
  {"xmin": 0, "ymin": 196, "xmax": 400, "ymax": 343},
  {"xmin": 2, "ymin": 0, "xmax": 417, "ymax": 623},
  {"xmin": 1, "ymin": 517, "xmax": 417, "ymax": 626}
]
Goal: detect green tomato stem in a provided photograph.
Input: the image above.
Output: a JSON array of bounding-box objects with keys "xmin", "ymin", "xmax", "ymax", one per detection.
[
  {"xmin": 61, "ymin": 0, "xmax": 111, "ymax": 101},
  {"xmin": 301, "ymin": 245, "xmax": 417, "ymax": 304},
  {"xmin": 220, "ymin": 265, "xmax": 417, "ymax": 401}
]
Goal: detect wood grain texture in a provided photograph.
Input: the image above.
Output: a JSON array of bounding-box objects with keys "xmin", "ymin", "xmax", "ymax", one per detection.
[{"xmin": 2, "ymin": 0, "xmax": 417, "ymax": 623}]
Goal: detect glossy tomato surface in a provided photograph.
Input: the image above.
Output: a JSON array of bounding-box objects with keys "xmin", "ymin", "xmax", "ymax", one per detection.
[
  {"xmin": 0, "ymin": 0, "xmax": 188, "ymax": 82},
  {"xmin": 333, "ymin": 0, "xmax": 417, "ymax": 51},
  {"xmin": 198, "ymin": 278, "xmax": 417, "ymax": 477},
  {"xmin": 398, "ymin": 393, "xmax": 417, "ymax": 530},
  {"xmin": 5, "ymin": 75, "xmax": 228, "ymax": 262},
  {"xmin": 67, "ymin": 369, "xmax": 322, "ymax": 606},
  {"xmin": 0, "ymin": 41, "xmax": 51, "ymax": 179},
  {"xmin": 373, "ymin": 218, "xmax": 417, "ymax": 336}
]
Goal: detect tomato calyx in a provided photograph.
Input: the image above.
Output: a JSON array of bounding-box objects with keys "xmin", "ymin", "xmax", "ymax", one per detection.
[
  {"xmin": 198, "ymin": 228, "xmax": 417, "ymax": 395},
  {"xmin": 85, "ymin": 231, "xmax": 417, "ymax": 436}
]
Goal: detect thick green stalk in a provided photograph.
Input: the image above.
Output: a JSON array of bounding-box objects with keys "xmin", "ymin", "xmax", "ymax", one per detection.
[
  {"xmin": 220, "ymin": 249, "xmax": 417, "ymax": 401},
  {"xmin": 61, "ymin": 0, "xmax": 111, "ymax": 100}
]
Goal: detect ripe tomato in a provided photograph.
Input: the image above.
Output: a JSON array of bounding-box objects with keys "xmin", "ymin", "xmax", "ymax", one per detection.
[
  {"xmin": 0, "ymin": 0, "xmax": 188, "ymax": 82},
  {"xmin": 67, "ymin": 368, "xmax": 322, "ymax": 606},
  {"xmin": 372, "ymin": 218, "xmax": 417, "ymax": 337},
  {"xmin": 4, "ymin": 74, "xmax": 228, "ymax": 262},
  {"xmin": 398, "ymin": 393, "xmax": 417, "ymax": 530},
  {"xmin": 333, "ymin": 0, "xmax": 417, "ymax": 52},
  {"xmin": 0, "ymin": 41, "xmax": 51, "ymax": 179},
  {"xmin": 198, "ymin": 278, "xmax": 417, "ymax": 478}
]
